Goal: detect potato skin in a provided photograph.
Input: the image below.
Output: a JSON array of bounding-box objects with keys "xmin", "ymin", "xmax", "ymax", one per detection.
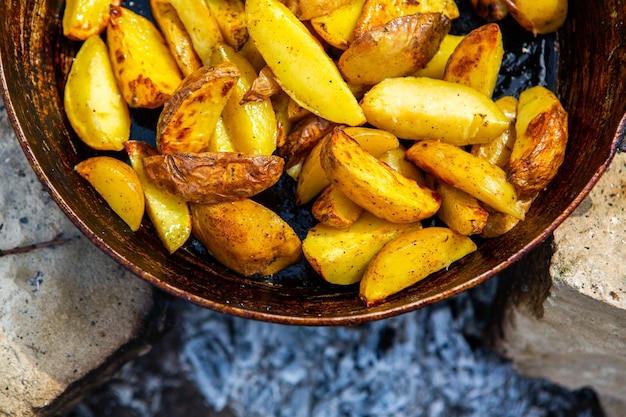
[
  {"xmin": 191, "ymin": 199, "xmax": 302, "ymax": 277},
  {"xmin": 142, "ymin": 152, "xmax": 284, "ymax": 203}
]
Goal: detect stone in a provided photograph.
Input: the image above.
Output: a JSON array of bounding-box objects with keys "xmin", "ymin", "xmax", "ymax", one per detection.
[
  {"xmin": 491, "ymin": 151, "xmax": 626, "ymax": 417},
  {"xmin": 0, "ymin": 103, "xmax": 169, "ymax": 416}
]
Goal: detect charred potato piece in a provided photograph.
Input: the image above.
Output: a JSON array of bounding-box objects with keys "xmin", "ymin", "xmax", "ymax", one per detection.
[
  {"xmin": 406, "ymin": 140, "xmax": 524, "ymax": 219},
  {"xmin": 205, "ymin": 0, "xmax": 248, "ymax": 51},
  {"xmin": 361, "ymin": 77, "xmax": 509, "ymax": 145},
  {"xmin": 281, "ymin": 0, "xmax": 354, "ymax": 20},
  {"xmin": 125, "ymin": 141, "xmax": 192, "ymax": 253},
  {"xmin": 63, "ymin": 0, "xmax": 121, "ymax": 40},
  {"xmin": 64, "ymin": 35, "xmax": 130, "ymax": 151},
  {"xmin": 142, "ymin": 152, "xmax": 284, "ymax": 204},
  {"xmin": 246, "ymin": 0, "xmax": 366, "ymax": 126},
  {"xmin": 504, "ymin": 0, "xmax": 567, "ymax": 35},
  {"xmin": 170, "ymin": 0, "xmax": 224, "ymax": 64},
  {"xmin": 508, "ymin": 85, "xmax": 568, "ymax": 199},
  {"xmin": 303, "ymin": 211, "xmax": 422, "ymax": 285},
  {"xmin": 338, "ymin": 13, "xmax": 450, "ymax": 86},
  {"xmin": 107, "ymin": 6, "xmax": 183, "ymax": 108},
  {"xmin": 150, "ymin": 0, "xmax": 202, "ymax": 77},
  {"xmin": 469, "ymin": 0, "xmax": 509, "ymax": 22},
  {"xmin": 191, "ymin": 199, "xmax": 302, "ymax": 277},
  {"xmin": 75, "ymin": 156, "xmax": 145, "ymax": 232},
  {"xmin": 321, "ymin": 128, "xmax": 441, "ymax": 223},
  {"xmin": 443, "ymin": 23, "xmax": 504, "ymax": 97},
  {"xmin": 359, "ymin": 227, "xmax": 477, "ymax": 306},
  {"xmin": 157, "ymin": 63, "xmax": 241, "ymax": 154},
  {"xmin": 311, "ymin": 185, "xmax": 363, "ymax": 228}
]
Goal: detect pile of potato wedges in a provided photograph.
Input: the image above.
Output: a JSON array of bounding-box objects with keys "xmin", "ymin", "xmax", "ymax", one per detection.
[{"xmin": 62, "ymin": 0, "xmax": 568, "ymax": 306}]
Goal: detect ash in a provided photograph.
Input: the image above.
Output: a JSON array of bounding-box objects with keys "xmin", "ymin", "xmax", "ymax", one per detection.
[{"xmin": 69, "ymin": 278, "xmax": 604, "ymax": 417}]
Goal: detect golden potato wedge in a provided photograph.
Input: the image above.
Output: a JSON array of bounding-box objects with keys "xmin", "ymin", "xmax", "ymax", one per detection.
[
  {"xmin": 205, "ymin": 0, "xmax": 248, "ymax": 51},
  {"xmin": 150, "ymin": 0, "xmax": 203, "ymax": 77},
  {"xmin": 303, "ymin": 211, "xmax": 422, "ymax": 285},
  {"xmin": 63, "ymin": 0, "xmax": 120, "ymax": 40},
  {"xmin": 434, "ymin": 181, "xmax": 489, "ymax": 236},
  {"xmin": 443, "ymin": 23, "xmax": 504, "ymax": 97},
  {"xmin": 378, "ymin": 146, "xmax": 425, "ymax": 185},
  {"xmin": 156, "ymin": 63, "xmax": 241, "ymax": 154},
  {"xmin": 64, "ymin": 35, "xmax": 130, "ymax": 151},
  {"xmin": 321, "ymin": 128, "xmax": 441, "ymax": 223},
  {"xmin": 338, "ymin": 13, "xmax": 450, "ymax": 86},
  {"xmin": 75, "ymin": 156, "xmax": 145, "ymax": 231},
  {"xmin": 360, "ymin": 76, "xmax": 509, "ymax": 145},
  {"xmin": 142, "ymin": 152, "xmax": 284, "ymax": 204},
  {"xmin": 125, "ymin": 141, "xmax": 191, "ymax": 253},
  {"xmin": 107, "ymin": 6, "xmax": 183, "ymax": 109},
  {"xmin": 406, "ymin": 140, "xmax": 524, "ymax": 219},
  {"xmin": 479, "ymin": 197, "xmax": 533, "ymax": 238},
  {"xmin": 170, "ymin": 0, "xmax": 224, "ymax": 64},
  {"xmin": 469, "ymin": 0, "xmax": 509, "ymax": 22},
  {"xmin": 295, "ymin": 127, "xmax": 399, "ymax": 205},
  {"xmin": 471, "ymin": 95, "xmax": 518, "ymax": 169},
  {"xmin": 211, "ymin": 43, "xmax": 279, "ymax": 155},
  {"xmin": 310, "ymin": 0, "xmax": 367, "ymax": 50},
  {"xmin": 246, "ymin": 0, "xmax": 366, "ymax": 126},
  {"xmin": 208, "ymin": 117, "xmax": 237, "ymax": 152},
  {"xmin": 281, "ymin": 0, "xmax": 354, "ymax": 20},
  {"xmin": 359, "ymin": 227, "xmax": 477, "ymax": 306},
  {"xmin": 508, "ymin": 85, "xmax": 568, "ymax": 199},
  {"xmin": 504, "ymin": 0, "xmax": 567, "ymax": 35},
  {"xmin": 413, "ymin": 34, "xmax": 464, "ymax": 79},
  {"xmin": 311, "ymin": 185, "xmax": 363, "ymax": 228},
  {"xmin": 238, "ymin": 38, "xmax": 267, "ymax": 74},
  {"xmin": 191, "ymin": 199, "xmax": 302, "ymax": 276}
]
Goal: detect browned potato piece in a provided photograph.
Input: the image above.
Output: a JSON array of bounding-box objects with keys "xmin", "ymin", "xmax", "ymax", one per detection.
[
  {"xmin": 508, "ymin": 85, "xmax": 568, "ymax": 199},
  {"xmin": 504, "ymin": 0, "xmax": 567, "ymax": 35},
  {"xmin": 63, "ymin": 0, "xmax": 121, "ymax": 40},
  {"xmin": 471, "ymin": 95, "xmax": 518, "ymax": 169},
  {"xmin": 321, "ymin": 128, "xmax": 441, "ymax": 223},
  {"xmin": 157, "ymin": 63, "xmax": 241, "ymax": 154},
  {"xmin": 469, "ymin": 0, "xmax": 509, "ymax": 22},
  {"xmin": 279, "ymin": 114, "xmax": 337, "ymax": 170},
  {"xmin": 355, "ymin": 0, "xmax": 459, "ymax": 38},
  {"xmin": 242, "ymin": 66, "xmax": 281, "ymax": 103},
  {"xmin": 191, "ymin": 199, "xmax": 302, "ymax": 277},
  {"xmin": 434, "ymin": 181, "xmax": 489, "ymax": 236},
  {"xmin": 205, "ymin": 0, "xmax": 248, "ymax": 51},
  {"xmin": 107, "ymin": 6, "xmax": 183, "ymax": 108},
  {"xmin": 338, "ymin": 13, "xmax": 450, "ymax": 86},
  {"xmin": 281, "ymin": 0, "xmax": 354, "ymax": 20},
  {"xmin": 150, "ymin": 0, "xmax": 203, "ymax": 77},
  {"xmin": 311, "ymin": 185, "xmax": 363, "ymax": 228},
  {"xmin": 443, "ymin": 22, "xmax": 504, "ymax": 97},
  {"xmin": 479, "ymin": 197, "xmax": 533, "ymax": 238},
  {"xmin": 142, "ymin": 152, "xmax": 284, "ymax": 204}
]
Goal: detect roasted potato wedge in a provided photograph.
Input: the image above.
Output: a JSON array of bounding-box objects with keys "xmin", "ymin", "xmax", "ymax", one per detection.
[
  {"xmin": 361, "ymin": 77, "xmax": 509, "ymax": 145},
  {"xmin": 354, "ymin": 0, "xmax": 459, "ymax": 38},
  {"xmin": 281, "ymin": 0, "xmax": 354, "ymax": 20},
  {"xmin": 64, "ymin": 35, "xmax": 130, "ymax": 151},
  {"xmin": 63, "ymin": 0, "xmax": 120, "ymax": 40},
  {"xmin": 107, "ymin": 6, "xmax": 183, "ymax": 108},
  {"xmin": 142, "ymin": 152, "xmax": 284, "ymax": 204},
  {"xmin": 246, "ymin": 0, "xmax": 366, "ymax": 126},
  {"xmin": 150, "ymin": 0, "xmax": 203, "ymax": 77},
  {"xmin": 471, "ymin": 95, "xmax": 518, "ymax": 169},
  {"xmin": 303, "ymin": 211, "xmax": 422, "ymax": 285},
  {"xmin": 504, "ymin": 0, "xmax": 567, "ymax": 35},
  {"xmin": 508, "ymin": 85, "xmax": 568, "ymax": 199},
  {"xmin": 212, "ymin": 43, "xmax": 279, "ymax": 155},
  {"xmin": 125, "ymin": 141, "xmax": 191, "ymax": 253},
  {"xmin": 157, "ymin": 63, "xmax": 241, "ymax": 154},
  {"xmin": 443, "ymin": 23, "xmax": 504, "ymax": 97},
  {"xmin": 208, "ymin": 117, "xmax": 237, "ymax": 152},
  {"xmin": 469, "ymin": 0, "xmax": 509, "ymax": 22},
  {"xmin": 338, "ymin": 13, "xmax": 450, "ymax": 86},
  {"xmin": 205, "ymin": 0, "xmax": 248, "ymax": 51},
  {"xmin": 295, "ymin": 127, "xmax": 400, "ymax": 205},
  {"xmin": 479, "ymin": 196, "xmax": 534, "ymax": 238},
  {"xmin": 311, "ymin": 185, "xmax": 363, "ymax": 228},
  {"xmin": 378, "ymin": 146, "xmax": 425, "ymax": 185},
  {"xmin": 414, "ymin": 34, "xmax": 464, "ymax": 79},
  {"xmin": 191, "ymin": 199, "xmax": 302, "ymax": 276},
  {"xmin": 310, "ymin": 0, "xmax": 366, "ymax": 50},
  {"xmin": 434, "ymin": 181, "xmax": 489, "ymax": 236},
  {"xmin": 321, "ymin": 128, "xmax": 441, "ymax": 223},
  {"xmin": 406, "ymin": 140, "xmax": 524, "ymax": 219},
  {"xmin": 75, "ymin": 156, "xmax": 145, "ymax": 231},
  {"xmin": 359, "ymin": 227, "xmax": 477, "ymax": 306},
  {"xmin": 279, "ymin": 114, "xmax": 337, "ymax": 170},
  {"xmin": 170, "ymin": 0, "xmax": 224, "ymax": 64}
]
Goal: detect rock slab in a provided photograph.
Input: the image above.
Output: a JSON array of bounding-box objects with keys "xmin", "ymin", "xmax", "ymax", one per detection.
[{"xmin": 492, "ymin": 151, "xmax": 626, "ymax": 417}]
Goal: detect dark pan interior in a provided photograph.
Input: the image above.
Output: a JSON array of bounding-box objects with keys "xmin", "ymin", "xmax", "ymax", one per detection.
[{"xmin": 1, "ymin": 0, "xmax": 625, "ymax": 325}]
